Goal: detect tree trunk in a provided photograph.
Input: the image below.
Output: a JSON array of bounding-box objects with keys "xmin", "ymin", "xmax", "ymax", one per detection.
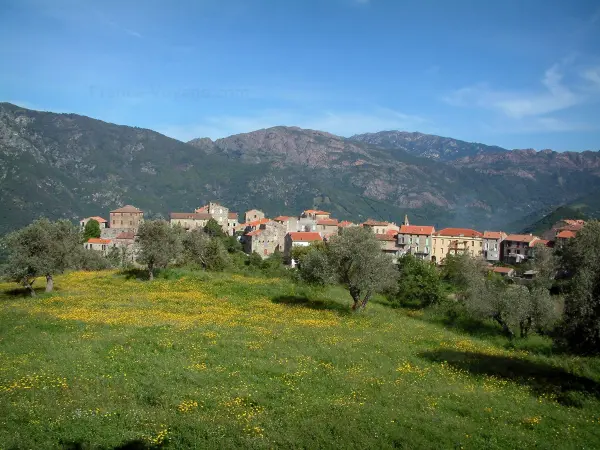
[
  {"xmin": 493, "ymin": 313, "xmax": 514, "ymax": 339},
  {"xmin": 349, "ymin": 286, "xmax": 361, "ymax": 311},
  {"xmin": 23, "ymin": 278, "xmax": 36, "ymax": 297},
  {"xmin": 360, "ymin": 291, "xmax": 372, "ymax": 310},
  {"xmin": 45, "ymin": 274, "xmax": 54, "ymax": 293},
  {"xmin": 148, "ymin": 268, "xmax": 154, "ymax": 281}
]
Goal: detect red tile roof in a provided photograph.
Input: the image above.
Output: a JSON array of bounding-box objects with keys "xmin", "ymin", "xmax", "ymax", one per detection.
[
  {"xmin": 376, "ymin": 234, "xmax": 397, "ymax": 241},
  {"xmin": 338, "ymin": 221, "xmax": 354, "ymax": 227},
  {"xmin": 386, "ymin": 229, "xmax": 399, "ymax": 236},
  {"xmin": 492, "ymin": 267, "xmax": 514, "ymax": 274},
  {"xmin": 436, "ymin": 228, "xmax": 483, "ymax": 238},
  {"xmin": 557, "ymin": 230, "xmax": 576, "ymax": 239},
  {"xmin": 228, "ymin": 212, "xmax": 238, "ymax": 220},
  {"xmin": 563, "ymin": 219, "xmax": 585, "ymax": 226},
  {"xmin": 534, "ymin": 239, "xmax": 550, "ymax": 246},
  {"xmin": 317, "ymin": 218, "xmax": 339, "ymax": 226},
  {"xmin": 87, "ymin": 238, "xmax": 112, "ymax": 244},
  {"xmin": 274, "ymin": 216, "xmax": 291, "ymax": 221},
  {"xmin": 195, "ymin": 205, "xmax": 208, "ymax": 213},
  {"xmin": 505, "ymin": 234, "xmax": 538, "ymax": 244},
  {"xmin": 288, "ymin": 232, "xmax": 323, "ymax": 242},
  {"xmin": 246, "ymin": 229, "xmax": 263, "ymax": 237},
  {"xmin": 399, "ymin": 225, "xmax": 435, "ymax": 235},
  {"xmin": 170, "ymin": 212, "xmax": 212, "ymax": 220},
  {"xmin": 83, "ymin": 216, "xmax": 107, "ymax": 223},
  {"xmin": 363, "ymin": 219, "xmax": 389, "ymax": 227},
  {"xmin": 110, "ymin": 205, "xmax": 142, "ymax": 213},
  {"xmin": 483, "ymin": 231, "xmax": 505, "ymax": 239},
  {"xmin": 245, "ymin": 218, "xmax": 271, "ymax": 227}
]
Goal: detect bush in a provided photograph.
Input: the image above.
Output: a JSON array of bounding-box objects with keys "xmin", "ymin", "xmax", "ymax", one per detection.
[{"xmin": 395, "ymin": 255, "xmax": 443, "ymax": 307}]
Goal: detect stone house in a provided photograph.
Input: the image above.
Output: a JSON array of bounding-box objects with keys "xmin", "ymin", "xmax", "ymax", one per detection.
[
  {"xmin": 196, "ymin": 202, "xmax": 229, "ymax": 232},
  {"xmin": 274, "ymin": 216, "xmax": 299, "ymax": 233},
  {"xmin": 84, "ymin": 238, "xmax": 113, "ymax": 255},
  {"xmin": 245, "ymin": 209, "xmax": 265, "ymax": 224},
  {"xmin": 170, "ymin": 212, "xmax": 212, "ymax": 230},
  {"xmin": 297, "ymin": 216, "xmax": 318, "ymax": 232},
  {"xmin": 284, "ymin": 231, "xmax": 323, "ymax": 259},
  {"xmin": 242, "ymin": 220, "xmax": 286, "ymax": 258},
  {"xmin": 110, "ymin": 205, "xmax": 144, "ymax": 231},
  {"xmin": 376, "ymin": 234, "xmax": 401, "ymax": 262},
  {"xmin": 556, "ymin": 230, "xmax": 576, "ymax": 247},
  {"xmin": 483, "ymin": 231, "xmax": 507, "ymax": 262},
  {"xmin": 227, "ymin": 212, "xmax": 239, "ymax": 235},
  {"xmin": 80, "ymin": 216, "xmax": 107, "ymax": 230},
  {"xmin": 431, "ymin": 228, "xmax": 484, "ymax": 264},
  {"xmin": 503, "ymin": 234, "xmax": 539, "ymax": 264},
  {"xmin": 397, "ymin": 224, "xmax": 436, "ymax": 261},
  {"xmin": 316, "ymin": 218, "xmax": 339, "ymax": 237},
  {"xmin": 362, "ymin": 219, "xmax": 399, "ymax": 235},
  {"xmin": 301, "ymin": 209, "xmax": 331, "ymax": 221}
]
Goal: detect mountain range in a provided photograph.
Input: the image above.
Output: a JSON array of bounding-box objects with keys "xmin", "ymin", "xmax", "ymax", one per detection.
[{"xmin": 1, "ymin": 101, "xmax": 599, "ymax": 236}]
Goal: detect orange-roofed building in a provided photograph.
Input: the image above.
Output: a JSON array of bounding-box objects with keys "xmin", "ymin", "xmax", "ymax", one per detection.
[
  {"xmin": 284, "ymin": 232, "xmax": 323, "ymax": 259},
  {"xmin": 316, "ymin": 218, "xmax": 339, "ymax": 236},
  {"xmin": 483, "ymin": 231, "xmax": 507, "ymax": 262},
  {"xmin": 431, "ymin": 228, "xmax": 484, "ymax": 264},
  {"xmin": 84, "ymin": 238, "xmax": 113, "ymax": 254},
  {"xmin": 245, "ymin": 209, "xmax": 265, "ymax": 224},
  {"xmin": 502, "ymin": 234, "xmax": 540, "ymax": 264},
  {"xmin": 301, "ymin": 209, "xmax": 331, "ymax": 220},
  {"xmin": 556, "ymin": 230, "xmax": 577, "ymax": 248},
  {"xmin": 397, "ymin": 222, "xmax": 436, "ymax": 261},
  {"xmin": 80, "ymin": 216, "xmax": 108, "ymax": 230}
]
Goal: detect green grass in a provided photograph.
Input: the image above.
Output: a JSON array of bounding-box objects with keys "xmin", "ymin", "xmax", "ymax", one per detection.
[{"xmin": 1, "ymin": 270, "xmax": 600, "ymax": 449}]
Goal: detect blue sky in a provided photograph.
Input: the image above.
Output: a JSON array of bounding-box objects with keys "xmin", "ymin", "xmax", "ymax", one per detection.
[{"xmin": 1, "ymin": 0, "xmax": 599, "ymax": 150}]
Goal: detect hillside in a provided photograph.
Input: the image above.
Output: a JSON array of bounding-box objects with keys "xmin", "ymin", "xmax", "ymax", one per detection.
[
  {"xmin": 349, "ymin": 130, "xmax": 508, "ymax": 161},
  {"xmin": 2, "ymin": 270, "xmax": 600, "ymax": 448},
  {"xmin": 3, "ymin": 102, "xmax": 600, "ymax": 234}
]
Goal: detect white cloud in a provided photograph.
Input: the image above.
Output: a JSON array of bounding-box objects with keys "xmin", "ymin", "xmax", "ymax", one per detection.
[
  {"xmin": 158, "ymin": 108, "xmax": 429, "ymax": 142},
  {"xmin": 443, "ymin": 61, "xmax": 600, "ymax": 133},
  {"xmin": 444, "ymin": 64, "xmax": 592, "ymax": 118}
]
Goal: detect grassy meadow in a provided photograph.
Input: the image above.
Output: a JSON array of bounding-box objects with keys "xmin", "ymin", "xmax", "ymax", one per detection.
[{"xmin": 1, "ymin": 270, "xmax": 600, "ymax": 449}]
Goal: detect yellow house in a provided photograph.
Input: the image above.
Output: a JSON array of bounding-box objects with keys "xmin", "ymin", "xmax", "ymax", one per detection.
[{"xmin": 431, "ymin": 227, "xmax": 484, "ymax": 264}]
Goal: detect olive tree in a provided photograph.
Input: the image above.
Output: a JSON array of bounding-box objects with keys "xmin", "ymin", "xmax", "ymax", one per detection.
[
  {"xmin": 2, "ymin": 218, "xmax": 80, "ymax": 295},
  {"xmin": 458, "ymin": 256, "xmax": 557, "ymax": 339},
  {"xmin": 560, "ymin": 221, "xmax": 600, "ymax": 354},
  {"xmin": 182, "ymin": 229, "xmax": 230, "ymax": 271},
  {"xmin": 136, "ymin": 220, "xmax": 182, "ymax": 280},
  {"xmin": 327, "ymin": 227, "xmax": 398, "ymax": 311}
]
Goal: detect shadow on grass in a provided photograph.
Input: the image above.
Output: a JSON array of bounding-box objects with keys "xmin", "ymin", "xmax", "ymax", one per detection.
[
  {"xmin": 436, "ymin": 314, "xmax": 504, "ymax": 339},
  {"xmin": 3, "ymin": 286, "xmax": 49, "ymax": 298},
  {"xmin": 420, "ymin": 349, "xmax": 600, "ymax": 407},
  {"xmin": 272, "ymin": 295, "xmax": 351, "ymax": 315},
  {"xmin": 120, "ymin": 268, "xmax": 150, "ymax": 281}
]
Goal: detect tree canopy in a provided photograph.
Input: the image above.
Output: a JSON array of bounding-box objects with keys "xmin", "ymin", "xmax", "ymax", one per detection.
[
  {"xmin": 2, "ymin": 218, "xmax": 80, "ymax": 295},
  {"xmin": 83, "ymin": 219, "xmax": 101, "ymax": 241},
  {"xmin": 560, "ymin": 221, "xmax": 600, "ymax": 354},
  {"xmin": 136, "ymin": 220, "xmax": 182, "ymax": 280}
]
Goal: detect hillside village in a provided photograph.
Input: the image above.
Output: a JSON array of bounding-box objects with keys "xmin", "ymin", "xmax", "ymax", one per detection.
[{"xmin": 80, "ymin": 202, "xmax": 586, "ymax": 273}]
